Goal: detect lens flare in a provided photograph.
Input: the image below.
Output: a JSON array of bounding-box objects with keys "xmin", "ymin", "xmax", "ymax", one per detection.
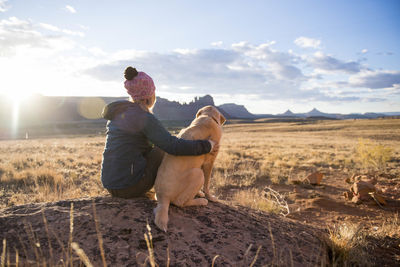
[
  {"xmin": 8, "ymin": 93, "xmax": 31, "ymax": 139},
  {"xmin": 78, "ymin": 97, "xmax": 106, "ymax": 119},
  {"xmin": 11, "ymin": 97, "xmax": 20, "ymax": 138}
]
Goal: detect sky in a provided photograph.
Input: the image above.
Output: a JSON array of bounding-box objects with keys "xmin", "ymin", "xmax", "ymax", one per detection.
[{"xmin": 1, "ymin": 0, "xmax": 399, "ymax": 114}]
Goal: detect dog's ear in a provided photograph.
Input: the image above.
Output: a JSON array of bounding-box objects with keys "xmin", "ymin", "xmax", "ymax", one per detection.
[
  {"xmin": 196, "ymin": 108, "xmax": 204, "ymax": 118},
  {"xmin": 219, "ymin": 113, "xmax": 226, "ymax": 125}
]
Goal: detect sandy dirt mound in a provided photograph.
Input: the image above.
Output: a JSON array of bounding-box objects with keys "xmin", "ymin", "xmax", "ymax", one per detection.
[{"xmin": 0, "ymin": 197, "xmax": 325, "ymax": 266}]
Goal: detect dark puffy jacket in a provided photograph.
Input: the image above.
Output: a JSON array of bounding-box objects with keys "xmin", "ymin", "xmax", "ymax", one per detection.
[{"xmin": 101, "ymin": 100, "xmax": 211, "ymax": 189}]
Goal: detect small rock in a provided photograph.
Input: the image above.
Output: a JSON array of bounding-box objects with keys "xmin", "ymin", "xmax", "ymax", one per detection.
[
  {"xmin": 370, "ymin": 192, "xmax": 387, "ymax": 205},
  {"xmin": 305, "ymin": 172, "xmax": 324, "ymax": 185},
  {"xmin": 343, "ymin": 191, "xmax": 353, "ymax": 200},
  {"xmin": 351, "ymin": 180, "xmax": 376, "ymax": 200},
  {"xmin": 345, "ymin": 177, "xmax": 353, "ymax": 184},
  {"xmin": 352, "ymin": 196, "xmax": 361, "ymax": 204},
  {"xmin": 364, "ymin": 177, "xmax": 378, "ymax": 185},
  {"xmin": 346, "ymin": 174, "xmax": 377, "ymax": 185},
  {"xmin": 291, "ymin": 180, "xmax": 303, "ymax": 185}
]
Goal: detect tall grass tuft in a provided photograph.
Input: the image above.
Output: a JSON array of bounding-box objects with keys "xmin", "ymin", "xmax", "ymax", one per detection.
[
  {"xmin": 144, "ymin": 223, "xmax": 156, "ymax": 267},
  {"xmin": 68, "ymin": 203, "xmax": 74, "ymax": 266},
  {"xmin": 356, "ymin": 138, "xmax": 392, "ymax": 171},
  {"xmin": 1, "ymin": 239, "xmax": 5, "ymax": 267},
  {"xmin": 325, "ymin": 224, "xmax": 371, "ymax": 266},
  {"xmin": 232, "ymin": 188, "xmax": 289, "ymax": 215},
  {"xmin": 92, "ymin": 201, "xmax": 107, "ymax": 267},
  {"xmin": 233, "ymin": 189, "xmax": 277, "ymax": 213},
  {"xmin": 71, "ymin": 242, "xmax": 93, "ymax": 267}
]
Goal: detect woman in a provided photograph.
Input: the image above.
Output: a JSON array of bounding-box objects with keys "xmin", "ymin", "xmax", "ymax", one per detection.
[{"xmin": 101, "ymin": 67, "xmax": 215, "ymax": 198}]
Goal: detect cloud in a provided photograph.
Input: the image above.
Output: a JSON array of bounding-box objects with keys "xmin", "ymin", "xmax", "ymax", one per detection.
[
  {"xmin": 87, "ymin": 47, "xmax": 107, "ymax": 57},
  {"xmin": 84, "ymin": 43, "xmax": 313, "ymax": 102},
  {"xmin": 361, "ymin": 49, "xmax": 368, "ymax": 54},
  {"xmin": 309, "ymin": 52, "xmax": 361, "ymax": 73},
  {"xmin": 269, "ymin": 63, "xmax": 305, "ymax": 80},
  {"xmin": 229, "ymin": 41, "xmax": 305, "ymax": 81},
  {"xmin": 211, "ymin": 41, "xmax": 223, "ymax": 47},
  {"xmin": 0, "ymin": 14, "xmax": 396, "ymax": 110},
  {"xmin": 65, "ymin": 5, "xmax": 76, "ymax": 14},
  {"xmin": 39, "ymin": 23, "xmax": 85, "ymax": 37},
  {"xmin": 38, "ymin": 22, "xmax": 59, "ymax": 32},
  {"xmin": 0, "ymin": 17, "xmax": 51, "ymax": 55},
  {"xmin": 0, "ymin": 17, "xmax": 78, "ymax": 56},
  {"xmin": 348, "ymin": 70, "xmax": 400, "ymax": 89},
  {"xmin": 0, "ymin": 0, "xmax": 9, "ymax": 12},
  {"xmin": 85, "ymin": 42, "xmax": 397, "ymax": 105},
  {"xmin": 84, "ymin": 42, "xmax": 396, "ymax": 105},
  {"xmin": 376, "ymin": 51, "xmax": 395, "ymax": 56},
  {"xmin": 294, "ymin": 37, "xmax": 321, "ymax": 49}
]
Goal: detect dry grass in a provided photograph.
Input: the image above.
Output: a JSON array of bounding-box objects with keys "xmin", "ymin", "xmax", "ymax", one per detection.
[
  {"xmin": 232, "ymin": 188, "xmax": 283, "ymax": 214},
  {"xmin": 325, "ymin": 223, "xmax": 371, "ymax": 266},
  {"xmin": 372, "ymin": 213, "xmax": 400, "ymax": 238},
  {"xmin": 211, "ymin": 118, "xmax": 400, "ymax": 206},
  {"xmin": 1, "ymin": 119, "xmax": 399, "ymax": 210},
  {"xmin": 0, "ymin": 118, "xmax": 399, "ymax": 265},
  {"xmin": 0, "ymin": 138, "xmax": 106, "ymax": 208},
  {"xmin": 0, "ymin": 201, "xmax": 109, "ymax": 266},
  {"xmin": 325, "ymin": 214, "xmax": 400, "ymax": 266},
  {"xmin": 356, "ymin": 138, "xmax": 393, "ymax": 171}
]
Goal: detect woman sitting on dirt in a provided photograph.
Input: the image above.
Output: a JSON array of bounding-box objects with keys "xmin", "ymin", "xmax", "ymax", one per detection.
[{"xmin": 101, "ymin": 67, "xmax": 216, "ymax": 198}]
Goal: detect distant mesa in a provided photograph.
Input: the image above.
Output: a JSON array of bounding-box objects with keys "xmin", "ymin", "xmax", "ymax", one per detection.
[
  {"xmin": 280, "ymin": 109, "xmax": 296, "ymax": 117},
  {"xmin": 0, "ymin": 94, "xmax": 399, "ymax": 129},
  {"xmin": 278, "ymin": 108, "xmax": 340, "ymax": 119},
  {"xmin": 306, "ymin": 108, "xmax": 325, "ymax": 117},
  {"xmin": 216, "ymin": 103, "xmax": 256, "ymax": 119},
  {"xmin": 153, "ymin": 95, "xmax": 216, "ymax": 120},
  {"xmin": 1, "ymin": 94, "xmax": 399, "ymax": 140},
  {"xmin": 152, "ymin": 95, "xmax": 254, "ymax": 120}
]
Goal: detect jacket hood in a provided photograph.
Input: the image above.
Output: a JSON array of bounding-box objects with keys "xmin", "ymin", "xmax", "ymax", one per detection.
[{"xmin": 102, "ymin": 100, "xmax": 135, "ymax": 120}]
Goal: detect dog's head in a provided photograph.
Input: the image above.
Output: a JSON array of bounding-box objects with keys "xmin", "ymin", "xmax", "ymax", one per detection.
[{"xmin": 196, "ymin": 105, "xmax": 226, "ymax": 125}]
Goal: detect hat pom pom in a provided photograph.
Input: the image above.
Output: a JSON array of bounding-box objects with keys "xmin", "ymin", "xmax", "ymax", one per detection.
[{"xmin": 124, "ymin": 66, "xmax": 138, "ymax": 80}]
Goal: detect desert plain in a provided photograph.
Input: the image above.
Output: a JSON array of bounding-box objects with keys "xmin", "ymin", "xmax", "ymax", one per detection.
[{"xmin": 0, "ymin": 118, "xmax": 399, "ymax": 266}]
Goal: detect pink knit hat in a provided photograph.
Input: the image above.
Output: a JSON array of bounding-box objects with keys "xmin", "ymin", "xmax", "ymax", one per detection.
[{"xmin": 124, "ymin": 72, "xmax": 156, "ymax": 100}]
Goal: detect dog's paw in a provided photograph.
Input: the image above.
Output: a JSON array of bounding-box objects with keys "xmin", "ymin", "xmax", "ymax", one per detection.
[
  {"xmin": 196, "ymin": 190, "xmax": 205, "ymax": 198},
  {"xmin": 198, "ymin": 198, "xmax": 208, "ymax": 206},
  {"xmin": 205, "ymin": 194, "xmax": 218, "ymax": 202},
  {"xmin": 154, "ymin": 206, "xmax": 168, "ymax": 232},
  {"xmin": 155, "ymin": 221, "xmax": 168, "ymax": 232}
]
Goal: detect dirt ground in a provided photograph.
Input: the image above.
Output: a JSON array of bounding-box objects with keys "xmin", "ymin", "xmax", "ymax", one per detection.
[
  {"xmin": 274, "ymin": 169, "xmax": 400, "ymax": 266},
  {"xmin": 0, "ymin": 176, "xmax": 399, "ymax": 266},
  {"xmin": 282, "ymin": 170, "xmax": 400, "ymax": 227},
  {"xmin": 0, "ymin": 197, "xmax": 325, "ymax": 266}
]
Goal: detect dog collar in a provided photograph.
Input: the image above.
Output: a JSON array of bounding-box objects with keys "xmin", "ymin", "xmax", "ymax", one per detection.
[{"xmin": 211, "ymin": 116, "xmax": 219, "ymax": 125}]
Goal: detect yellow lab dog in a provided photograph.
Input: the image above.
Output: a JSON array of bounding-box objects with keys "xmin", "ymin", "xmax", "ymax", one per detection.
[{"xmin": 154, "ymin": 105, "xmax": 225, "ymax": 232}]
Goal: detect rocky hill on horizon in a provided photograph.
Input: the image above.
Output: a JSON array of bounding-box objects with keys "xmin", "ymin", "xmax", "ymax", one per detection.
[
  {"xmin": 0, "ymin": 94, "xmax": 399, "ymax": 130},
  {"xmin": 218, "ymin": 103, "xmax": 256, "ymax": 119},
  {"xmin": 0, "ymin": 94, "xmax": 248, "ymax": 129},
  {"xmin": 277, "ymin": 107, "xmax": 400, "ymax": 120}
]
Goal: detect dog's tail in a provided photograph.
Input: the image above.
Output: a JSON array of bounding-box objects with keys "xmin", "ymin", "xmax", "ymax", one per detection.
[{"xmin": 154, "ymin": 197, "xmax": 170, "ymax": 232}]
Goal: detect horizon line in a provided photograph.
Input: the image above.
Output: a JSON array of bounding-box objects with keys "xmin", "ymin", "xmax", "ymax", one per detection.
[{"xmin": 2, "ymin": 93, "xmax": 399, "ymax": 115}]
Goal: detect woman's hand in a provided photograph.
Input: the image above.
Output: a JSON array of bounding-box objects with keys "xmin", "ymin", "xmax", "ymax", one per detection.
[{"xmin": 208, "ymin": 139, "xmax": 219, "ymax": 154}]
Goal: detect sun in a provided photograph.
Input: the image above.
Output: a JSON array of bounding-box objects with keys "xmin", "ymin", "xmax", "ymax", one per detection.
[
  {"xmin": 4, "ymin": 89, "xmax": 35, "ymax": 138},
  {"xmin": 5, "ymin": 89, "xmax": 34, "ymax": 104}
]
